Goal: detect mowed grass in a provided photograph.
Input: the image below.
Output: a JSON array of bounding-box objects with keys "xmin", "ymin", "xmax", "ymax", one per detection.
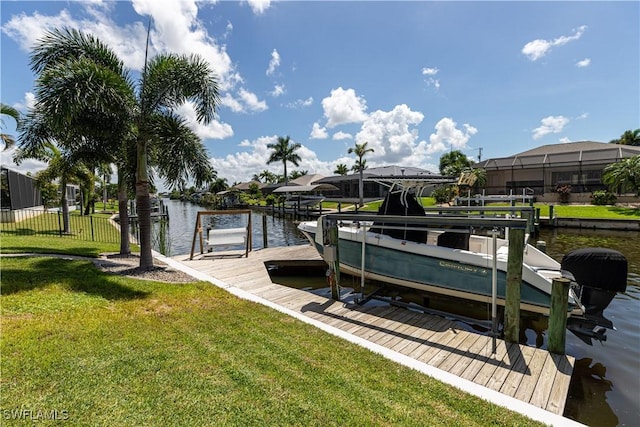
[
  {"xmin": 535, "ymin": 203, "xmax": 640, "ymax": 219},
  {"xmin": 0, "ymin": 234, "xmax": 131, "ymax": 257},
  {"xmin": 1, "ymin": 252, "xmax": 543, "ymax": 426}
]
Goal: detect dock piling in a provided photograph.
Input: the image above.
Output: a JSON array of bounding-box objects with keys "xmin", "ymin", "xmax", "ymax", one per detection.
[
  {"xmin": 548, "ymin": 278, "xmax": 570, "ymax": 354},
  {"xmin": 504, "ymin": 228, "xmax": 525, "ymax": 343}
]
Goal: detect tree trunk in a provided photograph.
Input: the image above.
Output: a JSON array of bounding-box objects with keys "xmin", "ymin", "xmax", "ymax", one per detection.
[
  {"xmin": 117, "ymin": 168, "xmax": 131, "ymax": 256},
  {"xmin": 283, "ymin": 160, "xmax": 288, "ymax": 185},
  {"xmin": 136, "ymin": 139, "xmax": 154, "ymax": 270},
  {"xmin": 358, "ymin": 168, "xmax": 364, "ymax": 207}
]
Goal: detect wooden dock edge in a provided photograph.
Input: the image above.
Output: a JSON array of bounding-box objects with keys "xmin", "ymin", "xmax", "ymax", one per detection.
[{"xmin": 153, "ymin": 248, "xmax": 584, "ymax": 427}]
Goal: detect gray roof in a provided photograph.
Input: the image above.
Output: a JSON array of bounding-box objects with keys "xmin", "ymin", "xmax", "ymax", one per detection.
[
  {"xmin": 316, "ymin": 165, "xmax": 436, "ymax": 183},
  {"xmin": 477, "ymin": 141, "xmax": 640, "ymax": 170}
]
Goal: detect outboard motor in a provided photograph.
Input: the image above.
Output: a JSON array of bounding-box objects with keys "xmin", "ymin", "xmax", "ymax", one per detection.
[{"xmin": 561, "ymin": 248, "xmax": 627, "ymax": 344}]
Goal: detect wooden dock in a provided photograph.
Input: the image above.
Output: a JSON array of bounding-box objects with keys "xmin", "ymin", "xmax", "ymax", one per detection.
[{"xmin": 170, "ymin": 244, "xmax": 574, "ymax": 416}]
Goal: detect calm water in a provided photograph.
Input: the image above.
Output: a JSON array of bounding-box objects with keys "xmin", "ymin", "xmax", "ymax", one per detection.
[{"xmin": 160, "ymin": 199, "xmax": 639, "ymax": 426}]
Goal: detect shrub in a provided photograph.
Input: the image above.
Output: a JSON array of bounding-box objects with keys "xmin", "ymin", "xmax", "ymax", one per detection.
[
  {"xmin": 432, "ymin": 185, "xmax": 456, "ymax": 204},
  {"xmin": 555, "ymin": 184, "xmax": 571, "ymax": 204},
  {"xmin": 591, "ymin": 190, "xmax": 617, "ymax": 206}
]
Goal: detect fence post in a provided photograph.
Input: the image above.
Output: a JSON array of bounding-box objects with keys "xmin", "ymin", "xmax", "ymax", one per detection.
[
  {"xmin": 548, "ymin": 278, "xmax": 570, "ymax": 354},
  {"xmin": 90, "ymin": 216, "xmax": 95, "ymax": 241},
  {"xmin": 57, "ymin": 211, "xmax": 62, "ymax": 237}
]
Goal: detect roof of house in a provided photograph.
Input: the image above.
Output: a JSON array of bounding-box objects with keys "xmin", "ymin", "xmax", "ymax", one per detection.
[
  {"xmin": 231, "ymin": 180, "xmax": 264, "ymax": 191},
  {"xmin": 316, "ymin": 165, "xmax": 436, "ymax": 183},
  {"xmin": 477, "ymin": 141, "xmax": 640, "ymax": 170}
]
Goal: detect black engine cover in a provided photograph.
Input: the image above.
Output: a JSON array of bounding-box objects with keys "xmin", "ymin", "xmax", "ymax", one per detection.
[{"xmin": 561, "ymin": 247, "xmax": 627, "ymax": 293}]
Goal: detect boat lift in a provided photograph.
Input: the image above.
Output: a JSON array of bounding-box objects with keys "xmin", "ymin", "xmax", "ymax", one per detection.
[{"xmin": 320, "ymin": 212, "xmax": 530, "ymax": 353}]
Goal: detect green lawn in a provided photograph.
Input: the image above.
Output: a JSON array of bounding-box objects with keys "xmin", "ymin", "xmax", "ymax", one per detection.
[
  {"xmin": 535, "ymin": 203, "xmax": 640, "ymax": 219},
  {"xmin": 0, "ymin": 239, "xmax": 543, "ymax": 426}
]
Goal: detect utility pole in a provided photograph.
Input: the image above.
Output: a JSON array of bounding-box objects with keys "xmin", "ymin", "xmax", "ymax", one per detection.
[{"xmin": 477, "ymin": 147, "xmax": 483, "ymax": 163}]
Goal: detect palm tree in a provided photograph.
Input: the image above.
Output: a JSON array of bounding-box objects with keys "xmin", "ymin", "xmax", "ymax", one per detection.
[
  {"xmin": 603, "ymin": 155, "xmax": 640, "ymax": 196},
  {"xmin": 348, "ymin": 141, "xmax": 374, "ymax": 206},
  {"xmin": 333, "ymin": 163, "xmax": 349, "ymax": 175},
  {"xmin": 21, "ymin": 28, "xmax": 218, "ymax": 269},
  {"xmin": 609, "ymin": 129, "xmax": 640, "ymax": 146},
  {"xmin": 439, "ymin": 150, "xmax": 473, "ymax": 177},
  {"xmin": 16, "ymin": 141, "xmax": 90, "ymax": 233},
  {"xmin": 208, "ymin": 177, "xmax": 228, "ymax": 194},
  {"xmin": 1, "ymin": 103, "xmax": 21, "ymax": 151},
  {"xmin": 258, "ymin": 169, "xmax": 277, "ymax": 184},
  {"xmin": 289, "ymin": 170, "xmax": 308, "ymax": 180},
  {"xmin": 267, "ymin": 136, "xmax": 301, "ymax": 185}
]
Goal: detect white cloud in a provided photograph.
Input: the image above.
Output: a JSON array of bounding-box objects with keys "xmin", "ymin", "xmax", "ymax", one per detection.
[
  {"xmin": 355, "ymin": 104, "xmax": 425, "ymax": 164},
  {"xmin": 532, "ymin": 115, "xmax": 569, "ymax": 139},
  {"xmin": 575, "ymin": 112, "xmax": 589, "ymax": 120},
  {"xmin": 522, "ymin": 25, "xmax": 587, "ymax": 61},
  {"xmin": 238, "ymin": 88, "xmax": 268, "ymax": 112},
  {"xmin": 426, "ymin": 118, "xmax": 478, "ymax": 155},
  {"xmin": 421, "ymin": 67, "xmax": 438, "ymax": 76},
  {"xmin": 209, "ymin": 135, "xmax": 333, "ymax": 184},
  {"xmin": 270, "ymin": 84, "xmax": 285, "ymax": 97},
  {"xmin": 310, "ymin": 122, "xmax": 328, "ymax": 139},
  {"xmin": 219, "ymin": 93, "xmax": 244, "ymax": 113},
  {"xmin": 332, "ymin": 131, "xmax": 352, "ymax": 140},
  {"xmin": 321, "ymin": 87, "xmax": 368, "ymax": 128},
  {"xmin": 244, "ymin": 0, "xmax": 272, "ymax": 15},
  {"xmin": 266, "ymin": 49, "xmax": 280, "ymax": 76},
  {"xmin": 286, "ymin": 97, "xmax": 314, "ymax": 109},
  {"xmin": 176, "ymin": 102, "xmax": 234, "ymax": 140},
  {"xmin": 0, "ymin": 148, "xmax": 48, "ymax": 176},
  {"xmin": 13, "ymin": 92, "xmax": 36, "ymax": 111},
  {"xmin": 2, "ymin": 1, "xmax": 243, "ymax": 92},
  {"xmin": 559, "ymin": 137, "xmax": 572, "ymax": 144},
  {"xmin": 576, "ymin": 58, "xmax": 591, "ymax": 68}
]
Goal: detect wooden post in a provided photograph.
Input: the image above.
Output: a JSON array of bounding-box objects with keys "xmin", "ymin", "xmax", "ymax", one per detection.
[
  {"xmin": 262, "ymin": 214, "xmax": 268, "ymax": 248},
  {"xmin": 504, "ymin": 227, "xmax": 525, "ymax": 343},
  {"xmin": 323, "ymin": 217, "xmax": 341, "ymax": 300},
  {"xmin": 548, "ymin": 277, "xmax": 570, "ymax": 355},
  {"xmin": 189, "ymin": 212, "xmax": 202, "ymax": 260},
  {"xmin": 246, "ymin": 211, "xmax": 252, "ymax": 256},
  {"xmin": 549, "ymin": 205, "xmax": 554, "ymax": 221}
]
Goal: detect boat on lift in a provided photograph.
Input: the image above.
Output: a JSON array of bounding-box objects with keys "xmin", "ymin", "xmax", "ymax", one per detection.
[{"xmin": 297, "ymin": 177, "xmax": 628, "ymax": 344}]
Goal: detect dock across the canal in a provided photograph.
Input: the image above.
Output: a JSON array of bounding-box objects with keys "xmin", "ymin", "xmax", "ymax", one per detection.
[{"xmin": 164, "ymin": 244, "xmax": 577, "ymax": 425}]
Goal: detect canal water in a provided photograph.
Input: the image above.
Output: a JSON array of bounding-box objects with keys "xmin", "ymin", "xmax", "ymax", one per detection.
[{"xmin": 160, "ymin": 199, "xmax": 639, "ymax": 427}]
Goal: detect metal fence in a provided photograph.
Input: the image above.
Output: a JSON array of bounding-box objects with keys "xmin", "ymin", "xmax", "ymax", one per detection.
[{"xmin": 0, "ymin": 208, "xmax": 121, "ymax": 244}]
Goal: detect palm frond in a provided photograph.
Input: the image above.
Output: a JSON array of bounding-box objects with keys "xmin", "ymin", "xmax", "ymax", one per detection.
[
  {"xmin": 141, "ymin": 54, "xmax": 220, "ymax": 123},
  {"xmin": 147, "ymin": 112, "xmax": 214, "ymax": 190},
  {"xmin": 31, "ymin": 27, "xmax": 125, "ymax": 76}
]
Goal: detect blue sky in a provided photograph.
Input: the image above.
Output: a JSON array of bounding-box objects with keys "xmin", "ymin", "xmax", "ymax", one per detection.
[{"xmin": 1, "ymin": 0, "xmax": 639, "ymax": 186}]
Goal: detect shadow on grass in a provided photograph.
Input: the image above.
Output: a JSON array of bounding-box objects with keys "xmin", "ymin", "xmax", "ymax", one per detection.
[
  {"xmin": 1, "ymin": 257, "xmax": 149, "ymax": 300},
  {"xmin": 607, "ymin": 207, "xmax": 640, "ymax": 217}
]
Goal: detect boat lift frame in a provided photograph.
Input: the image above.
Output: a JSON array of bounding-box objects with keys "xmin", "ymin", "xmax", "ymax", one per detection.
[{"xmin": 320, "ymin": 212, "xmax": 530, "ymax": 348}]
